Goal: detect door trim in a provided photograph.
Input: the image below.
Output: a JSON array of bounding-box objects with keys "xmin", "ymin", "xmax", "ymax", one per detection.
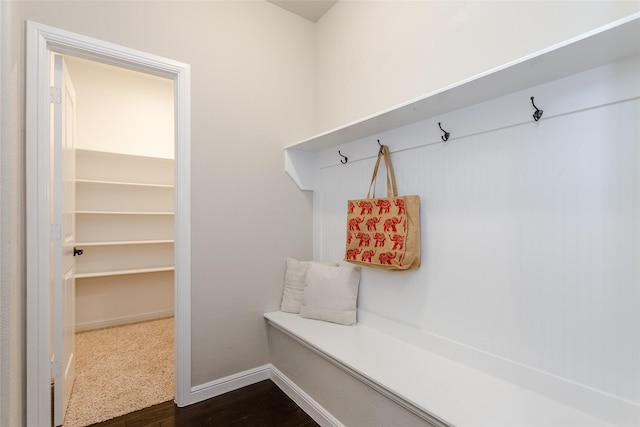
[{"xmin": 26, "ymin": 21, "xmax": 192, "ymax": 426}]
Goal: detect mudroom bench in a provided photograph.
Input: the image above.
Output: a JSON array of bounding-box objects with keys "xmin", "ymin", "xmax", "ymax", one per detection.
[{"xmin": 264, "ymin": 310, "xmax": 611, "ymax": 427}]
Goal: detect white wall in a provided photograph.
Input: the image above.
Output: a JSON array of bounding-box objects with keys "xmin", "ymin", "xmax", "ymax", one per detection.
[
  {"xmin": 296, "ymin": 2, "xmax": 640, "ymax": 425},
  {"xmin": 64, "ymin": 56, "xmax": 175, "ymax": 159},
  {"xmin": 309, "ymin": 37, "xmax": 640, "ymax": 427},
  {"xmin": 315, "ymin": 1, "xmax": 640, "ymax": 132}
]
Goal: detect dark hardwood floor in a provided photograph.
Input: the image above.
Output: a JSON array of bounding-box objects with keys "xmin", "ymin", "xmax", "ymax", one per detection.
[{"xmin": 88, "ymin": 380, "xmax": 319, "ymax": 427}]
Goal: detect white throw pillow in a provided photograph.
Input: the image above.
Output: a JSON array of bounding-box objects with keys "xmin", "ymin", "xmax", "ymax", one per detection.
[
  {"xmin": 280, "ymin": 258, "xmax": 310, "ymax": 313},
  {"xmin": 300, "ymin": 262, "xmax": 362, "ymax": 326},
  {"xmin": 280, "ymin": 258, "xmax": 339, "ymax": 313}
]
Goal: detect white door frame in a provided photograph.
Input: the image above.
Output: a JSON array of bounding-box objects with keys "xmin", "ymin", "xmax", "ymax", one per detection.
[{"xmin": 26, "ymin": 21, "xmax": 192, "ymax": 426}]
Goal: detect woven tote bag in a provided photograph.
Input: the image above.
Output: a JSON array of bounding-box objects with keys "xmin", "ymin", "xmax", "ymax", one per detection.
[{"xmin": 344, "ymin": 145, "xmax": 420, "ymax": 271}]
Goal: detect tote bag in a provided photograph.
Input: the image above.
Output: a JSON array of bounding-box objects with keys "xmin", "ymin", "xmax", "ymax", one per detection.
[{"xmin": 344, "ymin": 145, "xmax": 420, "ymax": 271}]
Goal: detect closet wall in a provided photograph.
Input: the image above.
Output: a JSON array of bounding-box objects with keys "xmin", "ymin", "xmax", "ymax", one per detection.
[{"xmin": 64, "ymin": 56, "xmax": 175, "ymax": 331}]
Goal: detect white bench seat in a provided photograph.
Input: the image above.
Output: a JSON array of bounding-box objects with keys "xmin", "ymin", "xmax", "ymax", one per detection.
[{"xmin": 265, "ymin": 310, "xmax": 611, "ymax": 427}]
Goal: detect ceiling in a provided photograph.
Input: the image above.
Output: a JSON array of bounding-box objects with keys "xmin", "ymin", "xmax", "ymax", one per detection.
[{"xmin": 267, "ymin": 0, "xmax": 338, "ymax": 22}]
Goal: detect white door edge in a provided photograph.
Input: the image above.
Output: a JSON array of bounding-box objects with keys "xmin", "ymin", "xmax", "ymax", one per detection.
[
  {"xmin": 25, "ymin": 21, "xmax": 192, "ymax": 427},
  {"xmin": 51, "ymin": 53, "xmax": 77, "ymax": 426}
]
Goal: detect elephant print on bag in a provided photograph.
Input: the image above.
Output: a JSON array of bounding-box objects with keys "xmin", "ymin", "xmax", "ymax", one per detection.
[
  {"xmin": 355, "ymin": 232, "xmax": 371, "ymax": 247},
  {"xmin": 375, "ymin": 199, "xmax": 392, "ymax": 214},
  {"xmin": 358, "ymin": 201, "xmax": 373, "ymax": 215},
  {"xmin": 361, "ymin": 250, "xmax": 376, "ymax": 263},
  {"xmin": 373, "ymin": 233, "xmax": 386, "ymax": 247},
  {"xmin": 379, "ymin": 252, "xmax": 396, "ymax": 265},
  {"xmin": 390, "ymin": 234, "xmax": 405, "ymax": 250},
  {"xmin": 383, "ymin": 217, "xmax": 401, "ymax": 232},
  {"xmin": 346, "ymin": 193, "xmax": 418, "ymax": 270},
  {"xmin": 346, "ymin": 248, "xmax": 362, "ymax": 260},
  {"xmin": 366, "ymin": 217, "xmax": 381, "ymax": 231},
  {"xmin": 348, "ymin": 217, "xmax": 364, "ymax": 231}
]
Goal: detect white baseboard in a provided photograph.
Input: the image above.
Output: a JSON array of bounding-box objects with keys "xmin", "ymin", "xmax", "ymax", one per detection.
[
  {"xmin": 75, "ymin": 309, "xmax": 174, "ymax": 332},
  {"xmin": 269, "ymin": 365, "xmax": 344, "ymax": 427},
  {"xmin": 186, "ymin": 364, "xmax": 342, "ymax": 426},
  {"xmin": 188, "ymin": 365, "xmax": 271, "ymax": 406}
]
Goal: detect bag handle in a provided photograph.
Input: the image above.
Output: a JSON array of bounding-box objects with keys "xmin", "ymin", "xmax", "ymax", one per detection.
[{"xmin": 367, "ymin": 145, "xmax": 398, "ymax": 198}]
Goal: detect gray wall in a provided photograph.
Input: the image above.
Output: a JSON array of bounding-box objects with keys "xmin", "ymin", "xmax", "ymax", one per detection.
[
  {"xmin": 0, "ymin": 2, "xmax": 25, "ymax": 425},
  {"xmin": 1, "ymin": 2, "xmax": 315, "ymax": 425}
]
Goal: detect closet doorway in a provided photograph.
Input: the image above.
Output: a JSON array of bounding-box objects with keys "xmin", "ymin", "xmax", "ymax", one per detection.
[
  {"xmin": 26, "ymin": 22, "xmax": 192, "ymax": 427},
  {"xmin": 64, "ymin": 57, "xmax": 176, "ymax": 332},
  {"xmin": 63, "ymin": 55, "xmax": 175, "ymax": 426}
]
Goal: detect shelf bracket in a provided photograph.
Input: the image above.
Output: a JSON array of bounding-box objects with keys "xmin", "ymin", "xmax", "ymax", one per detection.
[{"xmin": 284, "ymin": 149, "xmax": 317, "ymax": 191}]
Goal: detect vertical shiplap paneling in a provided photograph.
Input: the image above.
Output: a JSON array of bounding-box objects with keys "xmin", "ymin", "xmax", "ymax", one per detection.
[{"xmin": 314, "ymin": 98, "xmax": 640, "ymax": 404}]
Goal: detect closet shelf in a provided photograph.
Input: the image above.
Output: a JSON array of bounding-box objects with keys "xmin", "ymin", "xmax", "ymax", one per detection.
[
  {"xmin": 284, "ymin": 13, "xmax": 640, "ymax": 190},
  {"xmin": 76, "ymin": 178, "xmax": 174, "ymax": 189},
  {"xmin": 76, "ymin": 210, "xmax": 174, "ymax": 215},
  {"xmin": 74, "ymin": 150, "xmax": 175, "ymax": 302},
  {"xmin": 75, "ymin": 239, "xmax": 174, "ymax": 247},
  {"xmin": 75, "ymin": 266, "xmax": 174, "ymax": 279}
]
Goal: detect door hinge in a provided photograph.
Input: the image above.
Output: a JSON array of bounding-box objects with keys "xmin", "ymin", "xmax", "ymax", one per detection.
[
  {"xmin": 51, "ymin": 224, "xmax": 61, "ymax": 241},
  {"xmin": 50, "ymin": 86, "xmax": 61, "ymax": 105},
  {"xmin": 51, "ymin": 360, "xmax": 61, "ymax": 380}
]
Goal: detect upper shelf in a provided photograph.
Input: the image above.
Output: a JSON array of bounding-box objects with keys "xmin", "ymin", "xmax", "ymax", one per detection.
[
  {"xmin": 285, "ymin": 13, "xmax": 640, "ymax": 154},
  {"xmin": 76, "ymin": 179, "xmax": 174, "ymax": 189}
]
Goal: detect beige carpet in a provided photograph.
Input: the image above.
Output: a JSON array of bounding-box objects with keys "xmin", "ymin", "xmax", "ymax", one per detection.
[{"xmin": 64, "ymin": 317, "xmax": 174, "ymax": 426}]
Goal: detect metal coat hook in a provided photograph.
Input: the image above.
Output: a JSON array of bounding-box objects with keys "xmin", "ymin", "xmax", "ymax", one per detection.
[
  {"xmin": 338, "ymin": 150, "xmax": 348, "ymax": 164},
  {"xmin": 377, "ymin": 139, "xmax": 384, "ymax": 153},
  {"xmin": 531, "ymin": 96, "xmax": 543, "ymax": 121},
  {"xmin": 438, "ymin": 122, "xmax": 450, "ymax": 141}
]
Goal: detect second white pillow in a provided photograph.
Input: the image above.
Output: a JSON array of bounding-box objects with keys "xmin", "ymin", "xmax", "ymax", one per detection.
[{"xmin": 300, "ymin": 262, "xmax": 362, "ymax": 326}]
